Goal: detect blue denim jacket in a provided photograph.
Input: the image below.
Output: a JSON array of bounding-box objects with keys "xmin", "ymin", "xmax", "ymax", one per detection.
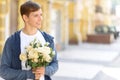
[{"xmin": 0, "ymin": 30, "xmax": 58, "ymax": 80}]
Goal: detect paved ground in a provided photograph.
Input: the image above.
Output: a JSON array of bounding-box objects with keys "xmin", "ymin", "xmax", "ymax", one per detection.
[{"xmin": 52, "ymin": 37, "xmax": 120, "ymax": 80}]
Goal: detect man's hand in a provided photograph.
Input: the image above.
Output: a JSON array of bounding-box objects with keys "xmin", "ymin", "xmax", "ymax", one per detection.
[{"xmin": 32, "ymin": 67, "xmax": 45, "ymax": 80}]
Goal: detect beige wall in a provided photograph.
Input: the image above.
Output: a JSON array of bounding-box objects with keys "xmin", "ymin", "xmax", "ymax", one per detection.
[{"xmin": 0, "ymin": 0, "xmax": 10, "ymax": 54}]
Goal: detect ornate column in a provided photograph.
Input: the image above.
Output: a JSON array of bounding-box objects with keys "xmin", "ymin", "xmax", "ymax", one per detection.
[
  {"xmin": 64, "ymin": 1, "xmax": 69, "ymax": 47},
  {"xmin": 0, "ymin": 0, "xmax": 10, "ymax": 54},
  {"xmin": 17, "ymin": 0, "xmax": 26, "ymax": 30},
  {"xmin": 74, "ymin": 0, "xmax": 83, "ymax": 44}
]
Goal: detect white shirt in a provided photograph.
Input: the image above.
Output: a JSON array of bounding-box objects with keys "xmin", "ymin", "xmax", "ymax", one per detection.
[{"xmin": 20, "ymin": 30, "xmax": 45, "ymax": 80}]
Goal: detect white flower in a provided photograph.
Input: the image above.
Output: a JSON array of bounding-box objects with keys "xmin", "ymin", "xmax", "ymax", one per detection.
[
  {"xmin": 19, "ymin": 53, "xmax": 27, "ymax": 61},
  {"xmin": 43, "ymin": 53, "xmax": 52, "ymax": 62},
  {"xmin": 33, "ymin": 58, "xmax": 39, "ymax": 63},
  {"xmin": 52, "ymin": 51, "xmax": 55, "ymax": 55},
  {"xmin": 26, "ymin": 46, "xmax": 33, "ymax": 52},
  {"xmin": 28, "ymin": 49, "xmax": 39, "ymax": 59},
  {"xmin": 19, "ymin": 38, "xmax": 55, "ymax": 68},
  {"xmin": 44, "ymin": 42, "xmax": 50, "ymax": 46},
  {"xmin": 37, "ymin": 46, "xmax": 51, "ymax": 54}
]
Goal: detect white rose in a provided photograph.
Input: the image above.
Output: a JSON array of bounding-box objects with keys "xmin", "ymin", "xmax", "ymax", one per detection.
[
  {"xmin": 52, "ymin": 51, "xmax": 55, "ymax": 55},
  {"xmin": 43, "ymin": 46, "xmax": 51, "ymax": 54},
  {"xmin": 33, "ymin": 52, "xmax": 39, "ymax": 59},
  {"xmin": 19, "ymin": 53, "xmax": 27, "ymax": 61},
  {"xmin": 43, "ymin": 53, "xmax": 51, "ymax": 62},
  {"xmin": 33, "ymin": 58, "xmax": 38, "ymax": 63},
  {"xmin": 26, "ymin": 46, "xmax": 33, "ymax": 52},
  {"xmin": 37, "ymin": 46, "xmax": 51, "ymax": 54},
  {"xmin": 44, "ymin": 42, "xmax": 50, "ymax": 46},
  {"xmin": 28, "ymin": 50, "xmax": 34, "ymax": 59},
  {"xmin": 28, "ymin": 50, "xmax": 39, "ymax": 59}
]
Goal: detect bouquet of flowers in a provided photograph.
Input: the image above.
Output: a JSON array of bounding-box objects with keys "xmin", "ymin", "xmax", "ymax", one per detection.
[{"xmin": 19, "ymin": 38, "xmax": 55, "ymax": 69}]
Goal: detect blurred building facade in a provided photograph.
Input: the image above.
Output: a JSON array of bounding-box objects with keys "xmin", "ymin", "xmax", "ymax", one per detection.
[{"xmin": 0, "ymin": 0, "xmax": 120, "ymax": 53}]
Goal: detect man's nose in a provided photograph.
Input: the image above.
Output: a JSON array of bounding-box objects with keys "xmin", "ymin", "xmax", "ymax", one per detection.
[{"xmin": 38, "ymin": 16, "xmax": 42, "ymax": 20}]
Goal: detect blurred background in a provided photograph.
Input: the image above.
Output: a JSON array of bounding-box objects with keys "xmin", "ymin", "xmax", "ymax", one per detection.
[{"xmin": 1, "ymin": 0, "xmax": 120, "ymax": 80}]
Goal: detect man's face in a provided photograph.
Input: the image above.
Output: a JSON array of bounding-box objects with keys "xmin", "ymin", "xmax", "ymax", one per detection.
[{"xmin": 24, "ymin": 9, "xmax": 43, "ymax": 29}]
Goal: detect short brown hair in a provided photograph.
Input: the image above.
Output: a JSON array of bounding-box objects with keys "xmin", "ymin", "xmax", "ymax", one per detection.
[{"xmin": 20, "ymin": 1, "xmax": 40, "ymax": 17}]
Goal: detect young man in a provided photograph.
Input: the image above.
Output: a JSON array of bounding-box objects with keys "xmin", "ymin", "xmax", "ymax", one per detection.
[{"xmin": 0, "ymin": 1, "xmax": 58, "ymax": 80}]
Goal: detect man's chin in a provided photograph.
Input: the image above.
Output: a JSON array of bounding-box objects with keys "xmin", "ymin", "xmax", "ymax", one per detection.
[{"xmin": 36, "ymin": 26, "xmax": 41, "ymax": 29}]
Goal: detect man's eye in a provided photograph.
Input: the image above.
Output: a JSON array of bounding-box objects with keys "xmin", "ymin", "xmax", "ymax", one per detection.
[{"xmin": 34, "ymin": 15, "xmax": 38, "ymax": 17}]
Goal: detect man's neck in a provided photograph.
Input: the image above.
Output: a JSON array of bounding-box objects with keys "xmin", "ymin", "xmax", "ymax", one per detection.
[{"xmin": 22, "ymin": 27, "xmax": 38, "ymax": 35}]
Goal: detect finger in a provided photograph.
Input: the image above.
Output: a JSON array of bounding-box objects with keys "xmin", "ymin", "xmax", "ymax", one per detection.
[
  {"xmin": 35, "ymin": 70, "xmax": 44, "ymax": 74},
  {"xmin": 35, "ymin": 73, "xmax": 41, "ymax": 79},
  {"xmin": 32, "ymin": 68, "xmax": 36, "ymax": 73},
  {"xmin": 36, "ymin": 67, "xmax": 45, "ymax": 70}
]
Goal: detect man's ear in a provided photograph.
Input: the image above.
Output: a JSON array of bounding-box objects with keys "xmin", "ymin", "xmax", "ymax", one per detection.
[{"xmin": 23, "ymin": 15, "xmax": 28, "ymax": 22}]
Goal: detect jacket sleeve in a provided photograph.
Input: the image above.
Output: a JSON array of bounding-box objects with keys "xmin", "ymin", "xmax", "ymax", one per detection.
[
  {"xmin": 45, "ymin": 40, "xmax": 58, "ymax": 76},
  {"xmin": 0, "ymin": 38, "xmax": 35, "ymax": 80}
]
